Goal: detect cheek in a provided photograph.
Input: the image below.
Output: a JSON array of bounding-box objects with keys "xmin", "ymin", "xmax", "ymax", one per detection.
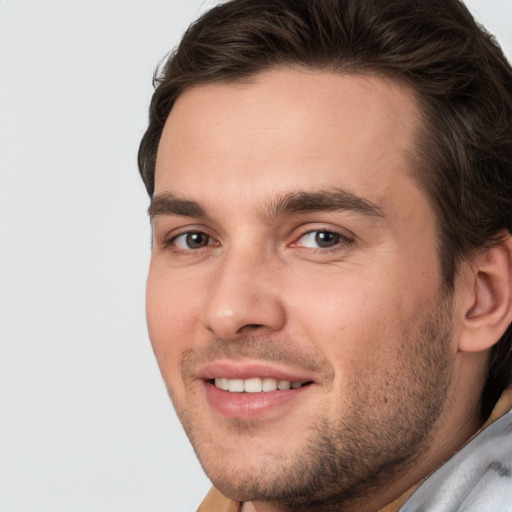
[
  {"xmin": 145, "ymin": 265, "xmax": 202, "ymax": 377},
  {"xmin": 285, "ymin": 277, "xmax": 378, "ymax": 399},
  {"xmin": 287, "ymin": 263, "xmax": 437, "ymax": 377},
  {"xmin": 289, "ymin": 267, "xmax": 396, "ymax": 333}
]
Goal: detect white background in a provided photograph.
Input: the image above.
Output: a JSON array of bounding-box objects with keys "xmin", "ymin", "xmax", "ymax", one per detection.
[{"xmin": 0, "ymin": 1, "xmax": 511, "ymax": 511}]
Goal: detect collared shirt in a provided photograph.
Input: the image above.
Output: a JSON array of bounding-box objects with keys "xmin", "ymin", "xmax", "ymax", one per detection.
[{"xmin": 197, "ymin": 387, "xmax": 512, "ymax": 512}]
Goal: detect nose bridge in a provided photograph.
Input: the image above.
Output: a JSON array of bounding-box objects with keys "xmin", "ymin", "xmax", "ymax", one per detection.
[{"xmin": 203, "ymin": 241, "xmax": 285, "ymax": 339}]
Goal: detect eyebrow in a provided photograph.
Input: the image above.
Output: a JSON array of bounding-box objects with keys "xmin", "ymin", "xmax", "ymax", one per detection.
[
  {"xmin": 148, "ymin": 193, "xmax": 206, "ymax": 219},
  {"xmin": 264, "ymin": 189, "xmax": 384, "ymax": 220},
  {"xmin": 148, "ymin": 189, "xmax": 384, "ymax": 221}
]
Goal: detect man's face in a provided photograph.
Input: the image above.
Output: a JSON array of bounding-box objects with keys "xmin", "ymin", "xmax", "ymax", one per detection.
[{"xmin": 147, "ymin": 69, "xmax": 456, "ymax": 508}]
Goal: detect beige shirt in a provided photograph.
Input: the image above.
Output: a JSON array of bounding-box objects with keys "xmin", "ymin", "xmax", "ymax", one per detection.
[{"xmin": 197, "ymin": 386, "xmax": 512, "ymax": 512}]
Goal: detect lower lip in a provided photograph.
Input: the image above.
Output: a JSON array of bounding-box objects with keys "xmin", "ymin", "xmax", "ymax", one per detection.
[{"xmin": 203, "ymin": 381, "xmax": 310, "ymax": 419}]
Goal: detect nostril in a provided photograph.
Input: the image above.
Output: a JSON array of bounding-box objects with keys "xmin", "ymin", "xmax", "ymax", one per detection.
[{"xmin": 237, "ymin": 323, "xmax": 264, "ymax": 334}]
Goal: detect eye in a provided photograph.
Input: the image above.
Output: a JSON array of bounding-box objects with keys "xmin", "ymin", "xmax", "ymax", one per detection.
[
  {"xmin": 294, "ymin": 230, "xmax": 345, "ymax": 249},
  {"xmin": 171, "ymin": 231, "xmax": 213, "ymax": 250}
]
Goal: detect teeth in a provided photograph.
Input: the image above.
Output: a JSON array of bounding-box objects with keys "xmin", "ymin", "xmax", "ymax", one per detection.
[
  {"xmin": 244, "ymin": 377, "xmax": 262, "ymax": 393},
  {"xmin": 228, "ymin": 379, "xmax": 244, "ymax": 392},
  {"xmin": 262, "ymin": 377, "xmax": 278, "ymax": 392},
  {"xmin": 215, "ymin": 378, "xmax": 229, "ymax": 391},
  {"xmin": 214, "ymin": 377, "xmax": 306, "ymax": 393}
]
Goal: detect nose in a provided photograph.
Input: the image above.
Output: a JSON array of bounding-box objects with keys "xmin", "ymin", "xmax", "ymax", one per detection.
[{"xmin": 203, "ymin": 249, "xmax": 286, "ymax": 340}]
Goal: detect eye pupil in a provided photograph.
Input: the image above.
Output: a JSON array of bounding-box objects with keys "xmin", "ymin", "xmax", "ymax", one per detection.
[
  {"xmin": 186, "ymin": 232, "xmax": 209, "ymax": 248},
  {"xmin": 315, "ymin": 231, "xmax": 339, "ymax": 248}
]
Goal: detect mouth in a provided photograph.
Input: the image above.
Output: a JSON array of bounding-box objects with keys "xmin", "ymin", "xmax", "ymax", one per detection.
[
  {"xmin": 211, "ymin": 377, "xmax": 312, "ymax": 393},
  {"xmin": 197, "ymin": 361, "xmax": 316, "ymax": 418}
]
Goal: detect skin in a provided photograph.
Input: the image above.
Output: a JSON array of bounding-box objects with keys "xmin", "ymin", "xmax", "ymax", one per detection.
[{"xmin": 146, "ymin": 69, "xmax": 491, "ymax": 511}]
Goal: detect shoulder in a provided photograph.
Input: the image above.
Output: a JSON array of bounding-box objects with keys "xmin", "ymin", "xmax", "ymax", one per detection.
[{"xmin": 402, "ymin": 408, "xmax": 512, "ymax": 511}]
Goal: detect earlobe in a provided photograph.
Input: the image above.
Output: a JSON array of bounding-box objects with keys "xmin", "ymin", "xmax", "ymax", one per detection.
[{"xmin": 458, "ymin": 233, "xmax": 512, "ymax": 353}]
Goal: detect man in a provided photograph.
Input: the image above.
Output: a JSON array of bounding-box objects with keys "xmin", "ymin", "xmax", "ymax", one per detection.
[{"xmin": 138, "ymin": 0, "xmax": 512, "ymax": 510}]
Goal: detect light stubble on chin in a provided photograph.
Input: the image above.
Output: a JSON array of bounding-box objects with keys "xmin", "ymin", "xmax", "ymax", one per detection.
[{"xmin": 173, "ymin": 298, "xmax": 453, "ymax": 512}]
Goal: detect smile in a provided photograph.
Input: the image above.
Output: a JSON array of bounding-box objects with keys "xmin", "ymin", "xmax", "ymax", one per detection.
[{"xmin": 213, "ymin": 377, "xmax": 308, "ymax": 393}]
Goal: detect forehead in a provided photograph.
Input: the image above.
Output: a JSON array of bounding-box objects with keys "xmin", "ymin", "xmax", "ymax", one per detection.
[{"xmin": 155, "ymin": 68, "xmax": 423, "ymax": 213}]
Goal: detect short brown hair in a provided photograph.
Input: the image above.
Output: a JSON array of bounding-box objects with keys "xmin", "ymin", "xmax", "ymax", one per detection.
[{"xmin": 138, "ymin": 0, "xmax": 512, "ymax": 418}]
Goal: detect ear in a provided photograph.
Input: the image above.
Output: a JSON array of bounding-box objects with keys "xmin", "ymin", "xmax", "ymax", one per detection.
[{"xmin": 458, "ymin": 232, "xmax": 512, "ymax": 353}]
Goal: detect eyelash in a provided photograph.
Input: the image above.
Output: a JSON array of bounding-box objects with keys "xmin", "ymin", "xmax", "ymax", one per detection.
[
  {"xmin": 165, "ymin": 230, "xmax": 217, "ymax": 252},
  {"xmin": 164, "ymin": 227, "xmax": 353, "ymax": 255},
  {"xmin": 291, "ymin": 228, "xmax": 354, "ymax": 252}
]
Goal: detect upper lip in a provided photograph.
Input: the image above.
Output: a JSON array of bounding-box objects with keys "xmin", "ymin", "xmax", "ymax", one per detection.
[{"xmin": 196, "ymin": 360, "xmax": 315, "ymax": 383}]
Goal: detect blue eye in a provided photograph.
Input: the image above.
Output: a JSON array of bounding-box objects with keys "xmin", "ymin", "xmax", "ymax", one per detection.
[
  {"xmin": 298, "ymin": 230, "xmax": 343, "ymax": 249},
  {"xmin": 172, "ymin": 231, "xmax": 211, "ymax": 249}
]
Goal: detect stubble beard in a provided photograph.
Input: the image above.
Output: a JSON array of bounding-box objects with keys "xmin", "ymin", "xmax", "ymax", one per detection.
[{"xmin": 173, "ymin": 297, "xmax": 453, "ymax": 512}]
